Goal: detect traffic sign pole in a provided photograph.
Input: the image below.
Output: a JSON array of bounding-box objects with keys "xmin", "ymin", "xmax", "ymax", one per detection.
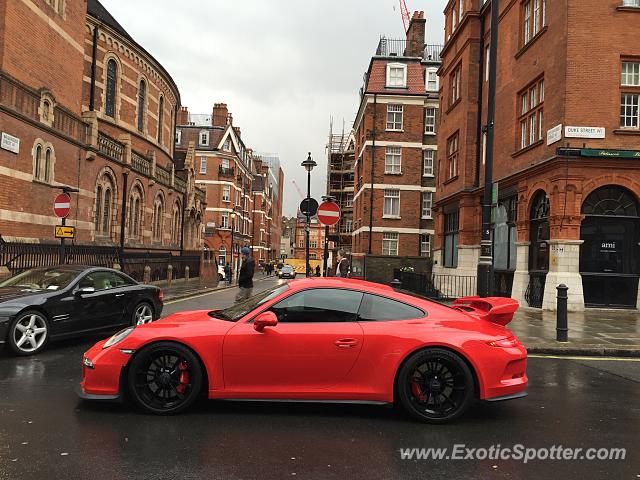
[
  {"xmin": 53, "ymin": 190, "xmax": 75, "ymax": 264},
  {"xmin": 317, "ymin": 200, "xmax": 341, "ymax": 277}
]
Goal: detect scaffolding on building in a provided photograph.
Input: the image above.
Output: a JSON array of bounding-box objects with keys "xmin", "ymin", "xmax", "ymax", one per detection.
[{"xmin": 326, "ymin": 118, "xmax": 355, "ymax": 253}]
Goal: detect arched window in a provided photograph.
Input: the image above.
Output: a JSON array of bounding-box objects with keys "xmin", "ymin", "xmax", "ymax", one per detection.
[
  {"xmin": 582, "ymin": 186, "xmax": 639, "ymax": 217},
  {"xmin": 171, "ymin": 201, "xmax": 181, "ymax": 244},
  {"xmin": 34, "ymin": 145, "xmax": 42, "ymax": 180},
  {"xmin": 152, "ymin": 195, "xmax": 165, "ymax": 242},
  {"xmin": 127, "ymin": 184, "xmax": 144, "ymax": 241},
  {"xmin": 95, "ymin": 172, "xmax": 115, "ymax": 238},
  {"xmin": 44, "ymin": 148, "xmax": 52, "ymax": 183},
  {"xmin": 158, "ymin": 95, "xmax": 164, "ymax": 143},
  {"xmin": 529, "ymin": 190, "xmax": 550, "ymax": 273},
  {"xmin": 137, "ymin": 79, "xmax": 146, "ymax": 132},
  {"xmin": 105, "ymin": 59, "xmax": 117, "ymax": 118}
]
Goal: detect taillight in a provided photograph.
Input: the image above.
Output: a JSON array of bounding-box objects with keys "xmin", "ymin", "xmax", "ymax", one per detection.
[
  {"xmin": 158, "ymin": 289, "xmax": 164, "ymax": 302},
  {"xmin": 487, "ymin": 336, "xmax": 520, "ymax": 348}
]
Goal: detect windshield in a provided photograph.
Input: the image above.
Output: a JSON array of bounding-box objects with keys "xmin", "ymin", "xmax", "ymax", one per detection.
[
  {"xmin": 0, "ymin": 267, "xmax": 80, "ymax": 291},
  {"xmin": 282, "ymin": 266, "xmax": 293, "ymax": 272},
  {"xmin": 214, "ymin": 284, "xmax": 289, "ymax": 321}
]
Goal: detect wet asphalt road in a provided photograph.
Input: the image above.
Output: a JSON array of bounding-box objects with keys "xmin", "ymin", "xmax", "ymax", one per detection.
[{"xmin": 0, "ymin": 277, "xmax": 639, "ymax": 480}]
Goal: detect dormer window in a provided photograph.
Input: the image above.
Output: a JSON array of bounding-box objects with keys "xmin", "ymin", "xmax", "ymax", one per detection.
[
  {"xmin": 175, "ymin": 129, "xmax": 182, "ymax": 145},
  {"xmin": 386, "ymin": 63, "xmax": 407, "ymax": 88},
  {"xmin": 223, "ymin": 138, "xmax": 232, "ymax": 151},
  {"xmin": 199, "ymin": 130, "xmax": 209, "ymax": 146}
]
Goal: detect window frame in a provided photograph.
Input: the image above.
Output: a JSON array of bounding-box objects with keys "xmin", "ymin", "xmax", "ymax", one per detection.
[
  {"xmin": 443, "ymin": 210, "xmax": 459, "ymax": 268},
  {"xmin": 382, "ymin": 231, "xmax": 400, "ymax": 256},
  {"xmin": 386, "ymin": 63, "xmax": 408, "ymax": 88},
  {"xmin": 267, "ymin": 288, "xmax": 365, "ymax": 324},
  {"xmin": 199, "ymin": 130, "xmax": 210, "ymax": 146},
  {"xmin": 386, "ymin": 104, "xmax": 404, "ymax": 131},
  {"xmin": 383, "ymin": 189, "xmax": 401, "ymax": 217},
  {"xmin": 384, "ymin": 146, "xmax": 402, "ymax": 174},
  {"xmin": 424, "ymin": 107, "xmax": 437, "ymax": 134},
  {"xmin": 446, "ymin": 132, "xmax": 459, "ymax": 180},
  {"xmin": 450, "ymin": 64, "xmax": 462, "ymax": 106},
  {"xmin": 137, "ymin": 79, "xmax": 146, "ymax": 133},
  {"xmin": 421, "ymin": 191, "xmax": 433, "ymax": 219},
  {"xmin": 423, "ymin": 150, "xmax": 435, "ymax": 176},
  {"xmin": 518, "ymin": 77, "xmax": 545, "ymax": 150},
  {"xmin": 199, "ymin": 156, "xmax": 207, "ymax": 174},
  {"xmin": 426, "ymin": 67, "xmax": 439, "ymax": 92},
  {"xmin": 357, "ymin": 292, "xmax": 426, "ymax": 322}
]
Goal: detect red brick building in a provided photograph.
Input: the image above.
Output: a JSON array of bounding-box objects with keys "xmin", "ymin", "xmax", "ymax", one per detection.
[
  {"xmin": 175, "ymin": 105, "xmax": 284, "ymax": 273},
  {"xmin": 293, "ymin": 217, "xmax": 326, "ymax": 262},
  {"xmin": 0, "ymin": 0, "xmax": 204, "ymax": 250},
  {"xmin": 351, "ymin": 12, "xmax": 441, "ymax": 259},
  {"xmin": 435, "ymin": 0, "xmax": 640, "ymax": 310}
]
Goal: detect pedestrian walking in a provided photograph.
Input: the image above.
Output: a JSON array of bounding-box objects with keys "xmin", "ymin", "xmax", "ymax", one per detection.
[
  {"xmin": 335, "ymin": 250, "xmax": 350, "ymax": 278},
  {"xmin": 315, "ymin": 265, "xmax": 321, "ymax": 277},
  {"xmin": 224, "ymin": 263, "xmax": 231, "ymax": 284},
  {"xmin": 235, "ymin": 247, "xmax": 255, "ymax": 302}
]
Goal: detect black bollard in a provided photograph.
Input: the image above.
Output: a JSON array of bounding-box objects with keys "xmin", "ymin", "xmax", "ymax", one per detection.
[
  {"xmin": 556, "ymin": 284, "xmax": 568, "ymax": 342},
  {"xmin": 390, "ymin": 279, "xmax": 402, "ymax": 290}
]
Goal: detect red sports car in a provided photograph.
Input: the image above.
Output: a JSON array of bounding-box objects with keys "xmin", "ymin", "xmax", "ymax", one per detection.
[{"xmin": 78, "ymin": 278, "xmax": 527, "ymax": 423}]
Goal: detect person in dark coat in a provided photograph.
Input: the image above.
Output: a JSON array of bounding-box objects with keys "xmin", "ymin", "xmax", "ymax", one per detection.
[
  {"xmin": 335, "ymin": 250, "xmax": 350, "ymax": 278},
  {"xmin": 224, "ymin": 263, "xmax": 231, "ymax": 284},
  {"xmin": 315, "ymin": 265, "xmax": 321, "ymax": 277},
  {"xmin": 236, "ymin": 247, "xmax": 255, "ymax": 302}
]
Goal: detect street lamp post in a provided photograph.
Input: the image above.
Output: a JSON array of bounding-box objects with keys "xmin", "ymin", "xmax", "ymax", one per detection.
[
  {"xmin": 301, "ymin": 152, "xmax": 317, "ymax": 277},
  {"xmin": 477, "ymin": 0, "xmax": 500, "ymax": 297},
  {"xmin": 230, "ymin": 210, "xmax": 236, "ymax": 283}
]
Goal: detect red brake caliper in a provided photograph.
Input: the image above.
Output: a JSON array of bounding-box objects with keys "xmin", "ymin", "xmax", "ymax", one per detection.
[
  {"xmin": 176, "ymin": 361, "xmax": 190, "ymax": 394},
  {"xmin": 411, "ymin": 380, "xmax": 427, "ymax": 402}
]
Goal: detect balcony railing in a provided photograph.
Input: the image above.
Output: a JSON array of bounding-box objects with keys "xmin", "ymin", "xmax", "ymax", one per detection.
[
  {"xmin": 174, "ymin": 175, "xmax": 187, "ymax": 194},
  {"xmin": 156, "ymin": 165, "xmax": 172, "ymax": 187},
  {"xmin": 375, "ymin": 38, "xmax": 442, "ymax": 62},
  {"xmin": 97, "ymin": 132, "xmax": 124, "ymax": 162},
  {"xmin": 53, "ymin": 106, "xmax": 88, "ymax": 143},
  {"xmin": 219, "ymin": 166, "xmax": 234, "ymax": 176},
  {"xmin": 131, "ymin": 151, "xmax": 151, "ymax": 176}
]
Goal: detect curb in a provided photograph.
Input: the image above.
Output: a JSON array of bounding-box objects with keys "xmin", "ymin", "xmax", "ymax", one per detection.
[
  {"xmin": 526, "ymin": 345, "xmax": 640, "ymax": 358},
  {"xmin": 164, "ymin": 275, "xmax": 278, "ymax": 303}
]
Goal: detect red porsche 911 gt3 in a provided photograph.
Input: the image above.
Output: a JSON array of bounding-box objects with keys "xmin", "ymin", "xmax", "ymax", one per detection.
[{"xmin": 78, "ymin": 278, "xmax": 527, "ymax": 423}]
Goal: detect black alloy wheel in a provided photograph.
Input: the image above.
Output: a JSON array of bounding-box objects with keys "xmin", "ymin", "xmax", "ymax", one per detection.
[
  {"xmin": 127, "ymin": 342, "xmax": 203, "ymax": 414},
  {"xmin": 397, "ymin": 348, "xmax": 475, "ymax": 423}
]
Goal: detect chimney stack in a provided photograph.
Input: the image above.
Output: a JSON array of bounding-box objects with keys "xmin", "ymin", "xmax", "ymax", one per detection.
[
  {"xmin": 234, "ymin": 127, "xmax": 241, "ymax": 138},
  {"xmin": 405, "ymin": 11, "xmax": 426, "ymax": 57},
  {"xmin": 177, "ymin": 106, "xmax": 189, "ymax": 126},
  {"xmin": 227, "ymin": 113, "xmax": 233, "ymax": 126},
  {"xmin": 212, "ymin": 103, "xmax": 228, "ymax": 127}
]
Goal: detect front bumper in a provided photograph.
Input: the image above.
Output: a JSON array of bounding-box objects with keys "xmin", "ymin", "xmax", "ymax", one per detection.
[
  {"xmin": 0, "ymin": 317, "xmax": 11, "ymax": 343},
  {"xmin": 78, "ymin": 338, "xmax": 132, "ymax": 400}
]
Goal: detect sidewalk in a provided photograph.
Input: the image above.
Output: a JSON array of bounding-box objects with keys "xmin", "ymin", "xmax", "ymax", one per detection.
[
  {"xmin": 509, "ymin": 307, "xmax": 640, "ymax": 357},
  {"xmin": 161, "ymin": 274, "xmax": 278, "ymax": 302}
]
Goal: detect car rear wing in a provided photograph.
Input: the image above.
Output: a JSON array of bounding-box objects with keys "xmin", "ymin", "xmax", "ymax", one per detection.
[{"xmin": 450, "ymin": 297, "xmax": 519, "ymax": 326}]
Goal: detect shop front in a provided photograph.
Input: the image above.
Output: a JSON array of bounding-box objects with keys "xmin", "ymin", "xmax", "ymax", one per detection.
[{"xmin": 580, "ymin": 185, "xmax": 640, "ymax": 309}]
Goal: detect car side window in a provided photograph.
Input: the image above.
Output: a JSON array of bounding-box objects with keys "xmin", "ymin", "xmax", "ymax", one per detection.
[
  {"xmin": 358, "ymin": 293, "xmax": 425, "ymax": 321},
  {"xmin": 114, "ymin": 273, "xmax": 136, "ymax": 287},
  {"xmin": 78, "ymin": 271, "xmax": 123, "ymax": 291},
  {"xmin": 269, "ymin": 288, "xmax": 364, "ymax": 323}
]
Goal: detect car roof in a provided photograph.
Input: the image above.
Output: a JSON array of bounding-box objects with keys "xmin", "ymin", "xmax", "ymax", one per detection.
[{"xmin": 287, "ymin": 277, "xmax": 394, "ymax": 294}]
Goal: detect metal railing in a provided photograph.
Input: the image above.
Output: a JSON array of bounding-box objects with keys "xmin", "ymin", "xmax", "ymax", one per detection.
[
  {"xmin": 393, "ymin": 270, "xmax": 477, "ymax": 300},
  {"xmin": 494, "ymin": 270, "xmax": 515, "ymax": 298},
  {"xmin": 525, "ymin": 271, "xmax": 547, "ymax": 308},
  {"xmin": 97, "ymin": 132, "xmax": 124, "ymax": 162},
  {"xmin": 219, "ymin": 166, "xmax": 234, "ymax": 176},
  {"xmin": 376, "ymin": 38, "xmax": 408, "ymax": 57},
  {"xmin": 53, "ymin": 106, "xmax": 88, "ymax": 143}
]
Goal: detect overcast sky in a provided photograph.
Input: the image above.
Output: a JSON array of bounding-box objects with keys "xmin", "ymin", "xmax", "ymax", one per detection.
[{"xmin": 102, "ymin": 0, "xmax": 448, "ymax": 216}]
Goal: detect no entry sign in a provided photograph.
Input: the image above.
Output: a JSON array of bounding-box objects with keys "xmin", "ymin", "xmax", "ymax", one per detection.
[
  {"xmin": 53, "ymin": 193, "xmax": 71, "ymax": 218},
  {"xmin": 317, "ymin": 201, "xmax": 341, "ymax": 226}
]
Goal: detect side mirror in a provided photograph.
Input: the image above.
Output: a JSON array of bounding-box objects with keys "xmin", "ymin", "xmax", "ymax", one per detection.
[
  {"xmin": 76, "ymin": 286, "xmax": 95, "ymax": 296},
  {"xmin": 254, "ymin": 311, "xmax": 278, "ymax": 332}
]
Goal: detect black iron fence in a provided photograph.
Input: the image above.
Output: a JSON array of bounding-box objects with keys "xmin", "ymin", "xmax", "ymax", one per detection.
[
  {"xmin": 494, "ymin": 270, "xmax": 515, "ymax": 298},
  {"xmin": 525, "ymin": 271, "xmax": 547, "ymax": 308},
  {"xmin": 1, "ymin": 240, "xmax": 201, "ymax": 283},
  {"xmin": 393, "ymin": 270, "xmax": 477, "ymax": 300}
]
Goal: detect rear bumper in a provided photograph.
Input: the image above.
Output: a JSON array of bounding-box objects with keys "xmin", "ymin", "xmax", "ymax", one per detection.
[
  {"xmin": 476, "ymin": 342, "xmax": 528, "ymax": 400},
  {"xmin": 485, "ymin": 390, "xmax": 528, "ymax": 402}
]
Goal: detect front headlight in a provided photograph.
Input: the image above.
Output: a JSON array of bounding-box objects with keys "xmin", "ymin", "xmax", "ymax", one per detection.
[{"xmin": 103, "ymin": 327, "xmax": 135, "ymax": 349}]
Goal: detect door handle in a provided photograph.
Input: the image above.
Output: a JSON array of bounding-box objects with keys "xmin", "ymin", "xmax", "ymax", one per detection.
[
  {"xmin": 115, "ymin": 293, "xmax": 125, "ymax": 297},
  {"xmin": 334, "ymin": 338, "xmax": 358, "ymax": 348}
]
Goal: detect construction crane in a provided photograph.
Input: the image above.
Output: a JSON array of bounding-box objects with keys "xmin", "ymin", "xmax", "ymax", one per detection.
[
  {"xmin": 399, "ymin": 0, "xmax": 410, "ymax": 33},
  {"xmin": 291, "ymin": 180, "xmax": 305, "ymax": 200}
]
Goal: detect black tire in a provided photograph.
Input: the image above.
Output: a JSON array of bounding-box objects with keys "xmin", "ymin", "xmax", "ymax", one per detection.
[
  {"xmin": 396, "ymin": 348, "xmax": 475, "ymax": 424},
  {"xmin": 127, "ymin": 341, "xmax": 203, "ymax": 415},
  {"xmin": 131, "ymin": 301, "xmax": 154, "ymax": 326},
  {"xmin": 7, "ymin": 310, "xmax": 50, "ymax": 356},
  {"xmin": 218, "ymin": 273, "xmax": 224, "ymax": 281}
]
